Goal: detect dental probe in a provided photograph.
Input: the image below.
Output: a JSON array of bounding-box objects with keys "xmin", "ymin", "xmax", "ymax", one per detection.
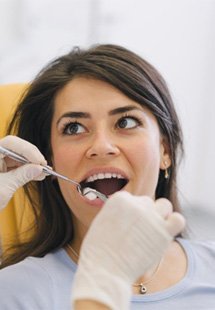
[{"xmin": 0, "ymin": 145, "xmax": 107, "ymax": 202}]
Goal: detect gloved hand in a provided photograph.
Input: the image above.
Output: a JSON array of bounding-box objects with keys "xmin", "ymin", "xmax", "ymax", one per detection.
[
  {"xmin": 0, "ymin": 135, "xmax": 47, "ymax": 211},
  {"xmin": 71, "ymin": 191, "xmax": 185, "ymax": 310}
]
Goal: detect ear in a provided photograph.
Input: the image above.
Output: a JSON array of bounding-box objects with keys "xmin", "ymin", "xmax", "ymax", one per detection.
[{"xmin": 160, "ymin": 136, "xmax": 171, "ymax": 170}]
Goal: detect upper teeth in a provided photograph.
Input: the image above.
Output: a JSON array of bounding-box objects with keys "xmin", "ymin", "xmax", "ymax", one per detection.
[{"xmin": 86, "ymin": 173, "xmax": 125, "ymax": 183}]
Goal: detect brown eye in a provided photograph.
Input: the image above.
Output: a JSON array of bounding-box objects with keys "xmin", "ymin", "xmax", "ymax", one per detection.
[
  {"xmin": 117, "ymin": 116, "xmax": 140, "ymax": 129},
  {"xmin": 63, "ymin": 122, "xmax": 86, "ymax": 135}
]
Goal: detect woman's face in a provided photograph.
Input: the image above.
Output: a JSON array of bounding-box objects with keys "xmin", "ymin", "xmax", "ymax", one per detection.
[{"xmin": 51, "ymin": 77, "xmax": 170, "ymax": 235}]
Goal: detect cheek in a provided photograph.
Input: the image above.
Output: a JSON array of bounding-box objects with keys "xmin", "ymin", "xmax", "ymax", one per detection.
[
  {"xmin": 127, "ymin": 137, "xmax": 160, "ymax": 165},
  {"xmin": 51, "ymin": 145, "xmax": 82, "ymax": 207},
  {"xmin": 51, "ymin": 144, "xmax": 82, "ymax": 177},
  {"xmin": 128, "ymin": 138, "xmax": 161, "ymax": 195},
  {"xmin": 134, "ymin": 145, "xmax": 160, "ymax": 173}
]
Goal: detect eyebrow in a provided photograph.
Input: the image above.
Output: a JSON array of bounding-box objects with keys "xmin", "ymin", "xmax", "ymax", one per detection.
[
  {"xmin": 56, "ymin": 105, "xmax": 143, "ymax": 125},
  {"xmin": 109, "ymin": 105, "xmax": 143, "ymax": 115}
]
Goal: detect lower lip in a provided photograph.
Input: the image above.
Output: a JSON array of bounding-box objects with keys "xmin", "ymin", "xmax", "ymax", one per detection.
[
  {"xmin": 80, "ymin": 194, "xmax": 106, "ymax": 207},
  {"xmin": 79, "ymin": 184, "xmax": 128, "ymax": 207}
]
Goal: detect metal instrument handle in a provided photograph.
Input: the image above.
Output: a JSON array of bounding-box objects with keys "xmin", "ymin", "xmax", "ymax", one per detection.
[{"xmin": 0, "ymin": 145, "xmax": 107, "ymax": 201}]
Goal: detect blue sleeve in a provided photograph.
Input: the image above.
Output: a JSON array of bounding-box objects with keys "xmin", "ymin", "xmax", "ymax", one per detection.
[{"xmin": 0, "ymin": 261, "xmax": 54, "ymax": 310}]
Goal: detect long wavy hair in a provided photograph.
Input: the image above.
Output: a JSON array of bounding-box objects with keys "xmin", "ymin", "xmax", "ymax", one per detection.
[{"xmin": 1, "ymin": 44, "xmax": 183, "ymax": 268}]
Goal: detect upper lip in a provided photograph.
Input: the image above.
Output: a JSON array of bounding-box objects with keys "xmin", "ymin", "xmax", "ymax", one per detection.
[{"xmin": 80, "ymin": 167, "xmax": 129, "ymax": 183}]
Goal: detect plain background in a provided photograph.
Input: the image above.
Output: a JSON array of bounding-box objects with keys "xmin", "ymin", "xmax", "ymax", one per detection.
[{"xmin": 0, "ymin": 0, "xmax": 215, "ymax": 239}]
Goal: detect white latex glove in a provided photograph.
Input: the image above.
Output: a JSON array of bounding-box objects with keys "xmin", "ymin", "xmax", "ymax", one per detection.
[
  {"xmin": 72, "ymin": 191, "xmax": 185, "ymax": 310},
  {"xmin": 0, "ymin": 135, "xmax": 47, "ymax": 211}
]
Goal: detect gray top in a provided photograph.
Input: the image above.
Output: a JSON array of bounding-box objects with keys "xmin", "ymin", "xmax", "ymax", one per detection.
[{"xmin": 0, "ymin": 238, "xmax": 215, "ymax": 309}]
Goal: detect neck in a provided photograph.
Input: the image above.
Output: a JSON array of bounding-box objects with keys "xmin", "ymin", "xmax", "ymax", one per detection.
[
  {"xmin": 133, "ymin": 240, "xmax": 187, "ymax": 294},
  {"xmin": 71, "ymin": 218, "xmax": 88, "ymax": 250}
]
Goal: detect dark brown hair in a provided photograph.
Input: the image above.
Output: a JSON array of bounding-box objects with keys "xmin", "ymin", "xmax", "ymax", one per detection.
[{"xmin": 1, "ymin": 44, "xmax": 183, "ymax": 268}]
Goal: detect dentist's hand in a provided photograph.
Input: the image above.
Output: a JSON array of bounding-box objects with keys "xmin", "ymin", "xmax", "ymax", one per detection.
[
  {"xmin": 0, "ymin": 136, "xmax": 47, "ymax": 211},
  {"xmin": 72, "ymin": 192, "xmax": 185, "ymax": 310}
]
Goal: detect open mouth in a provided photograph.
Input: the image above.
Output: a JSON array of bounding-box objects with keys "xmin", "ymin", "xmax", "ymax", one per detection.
[{"xmin": 80, "ymin": 173, "xmax": 128, "ymax": 196}]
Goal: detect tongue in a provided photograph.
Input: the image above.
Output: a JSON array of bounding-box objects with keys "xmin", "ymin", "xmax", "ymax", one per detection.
[{"xmin": 90, "ymin": 179, "xmax": 125, "ymax": 196}]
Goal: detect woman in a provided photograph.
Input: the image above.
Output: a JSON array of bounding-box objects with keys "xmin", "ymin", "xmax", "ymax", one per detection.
[{"xmin": 0, "ymin": 44, "xmax": 214, "ymax": 309}]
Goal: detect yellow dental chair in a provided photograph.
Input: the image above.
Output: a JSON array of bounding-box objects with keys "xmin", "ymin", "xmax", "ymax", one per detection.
[{"xmin": 0, "ymin": 83, "xmax": 32, "ymax": 250}]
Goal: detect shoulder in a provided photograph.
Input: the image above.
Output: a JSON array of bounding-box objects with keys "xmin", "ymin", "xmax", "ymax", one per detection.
[
  {"xmin": 0, "ymin": 247, "xmax": 76, "ymax": 279},
  {"xmin": 179, "ymin": 238, "xmax": 215, "ymax": 272},
  {"xmin": 0, "ymin": 248, "xmax": 76, "ymax": 309},
  {"xmin": 180, "ymin": 238, "xmax": 215, "ymax": 256}
]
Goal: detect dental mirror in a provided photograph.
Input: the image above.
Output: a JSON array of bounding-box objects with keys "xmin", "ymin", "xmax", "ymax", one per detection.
[{"xmin": 0, "ymin": 146, "xmax": 108, "ymax": 202}]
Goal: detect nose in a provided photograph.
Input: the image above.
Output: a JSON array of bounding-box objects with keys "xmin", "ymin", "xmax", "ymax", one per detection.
[{"xmin": 86, "ymin": 131, "xmax": 120, "ymax": 159}]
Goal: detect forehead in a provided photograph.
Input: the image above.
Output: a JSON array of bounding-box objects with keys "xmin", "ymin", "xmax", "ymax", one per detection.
[{"xmin": 54, "ymin": 77, "xmax": 145, "ymax": 114}]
